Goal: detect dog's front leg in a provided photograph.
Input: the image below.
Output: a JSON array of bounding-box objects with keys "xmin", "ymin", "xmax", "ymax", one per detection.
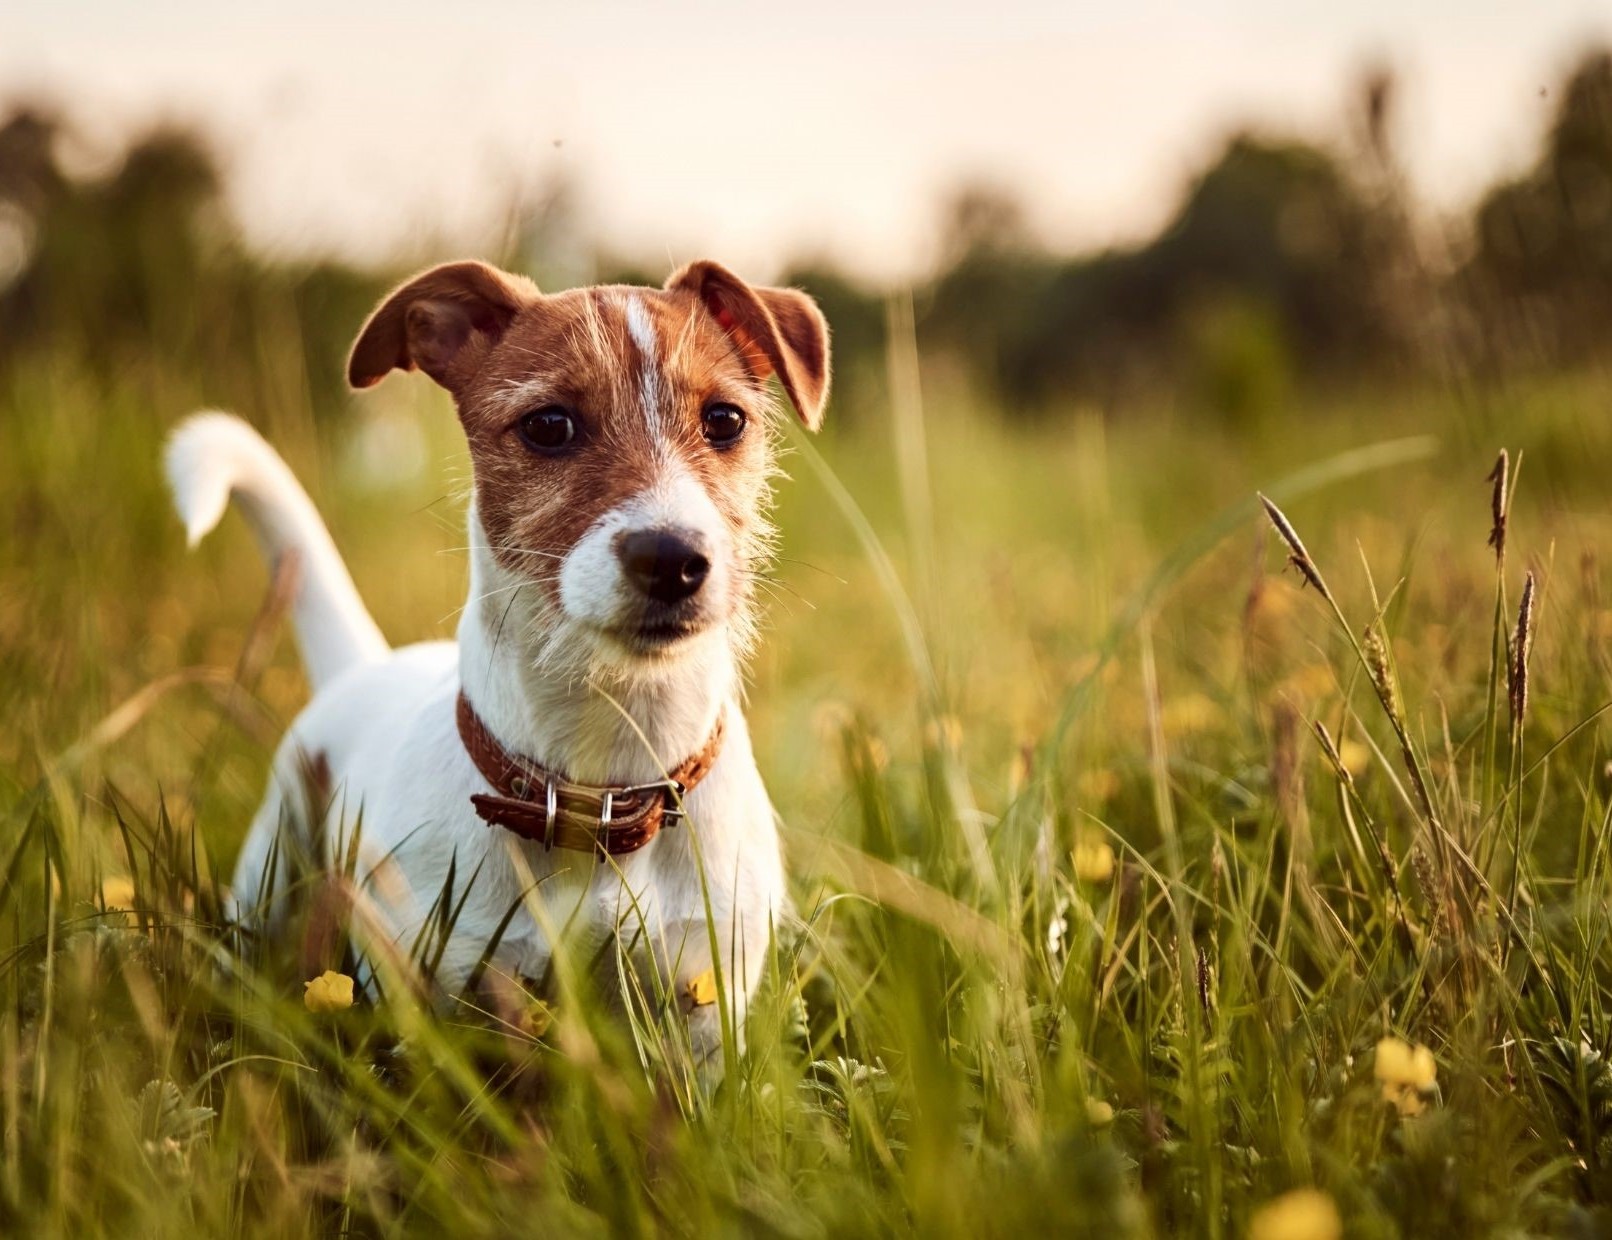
[{"xmin": 615, "ymin": 905, "xmax": 769, "ymax": 1087}]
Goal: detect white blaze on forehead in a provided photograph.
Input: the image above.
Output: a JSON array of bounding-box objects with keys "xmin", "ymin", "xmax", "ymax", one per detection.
[
  {"xmin": 621, "ymin": 293, "xmax": 668, "ymax": 437},
  {"xmin": 647, "ymin": 464, "xmax": 727, "ymax": 544}
]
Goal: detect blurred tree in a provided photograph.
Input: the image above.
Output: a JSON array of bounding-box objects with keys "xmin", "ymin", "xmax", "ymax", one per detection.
[
  {"xmin": 1149, "ymin": 134, "xmax": 1405, "ymax": 364},
  {"xmin": 0, "ymin": 106, "xmax": 387, "ymax": 424},
  {"xmin": 919, "ymin": 135, "xmax": 1411, "ymax": 410},
  {"xmin": 0, "ymin": 108, "xmax": 66, "ymax": 215},
  {"xmin": 915, "ymin": 183, "xmax": 1060, "ymax": 408},
  {"xmin": 1184, "ymin": 295, "xmax": 1292, "ymax": 431},
  {"xmin": 1344, "ymin": 61, "xmax": 1453, "ymax": 376},
  {"xmin": 0, "ymin": 116, "xmax": 222, "ymax": 357},
  {"xmin": 1469, "ymin": 50, "xmax": 1612, "ymax": 363},
  {"xmin": 0, "ymin": 108, "xmax": 69, "ymax": 320},
  {"xmin": 7, "ymin": 45, "xmax": 1611, "ymax": 433}
]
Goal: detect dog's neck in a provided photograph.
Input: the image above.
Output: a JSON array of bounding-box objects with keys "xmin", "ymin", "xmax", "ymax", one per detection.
[{"xmin": 456, "ymin": 503, "xmax": 735, "ymax": 785}]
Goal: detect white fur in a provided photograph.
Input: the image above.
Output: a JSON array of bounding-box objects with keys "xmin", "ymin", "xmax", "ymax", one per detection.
[
  {"xmin": 170, "ymin": 413, "xmax": 786, "ymax": 1064},
  {"xmin": 622, "ymin": 292, "xmax": 668, "ymax": 437},
  {"xmin": 165, "ymin": 413, "xmax": 388, "ymax": 687}
]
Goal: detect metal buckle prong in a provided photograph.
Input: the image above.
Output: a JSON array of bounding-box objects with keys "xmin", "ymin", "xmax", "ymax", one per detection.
[
  {"xmin": 542, "ymin": 779, "xmax": 558, "ymax": 851},
  {"xmin": 607, "ymin": 778, "xmax": 685, "ymax": 822},
  {"xmin": 597, "ymin": 791, "xmax": 615, "ymax": 863},
  {"xmin": 660, "ymin": 779, "xmax": 687, "ymax": 826}
]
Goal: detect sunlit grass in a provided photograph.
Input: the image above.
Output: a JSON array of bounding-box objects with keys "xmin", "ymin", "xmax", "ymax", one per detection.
[{"xmin": 4, "ymin": 308, "xmax": 1612, "ymax": 1235}]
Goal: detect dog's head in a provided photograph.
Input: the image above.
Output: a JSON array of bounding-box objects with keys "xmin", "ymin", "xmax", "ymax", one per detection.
[{"xmin": 347, "ymin": 260, "xmax": 829, "ymax": 668}]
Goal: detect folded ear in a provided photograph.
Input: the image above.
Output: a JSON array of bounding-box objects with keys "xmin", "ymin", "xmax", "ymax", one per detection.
[
  {"xmin": 665, "ymin": 261, "xmax": 831, "ymax": 430},
  {"xmin": 347, "ymin": 261, "xmax": 537, "ymax": 393}
]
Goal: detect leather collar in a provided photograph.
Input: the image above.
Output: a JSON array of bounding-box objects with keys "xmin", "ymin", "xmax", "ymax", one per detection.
[{"xmin": 455, "ymin": 691, "xmax": 725, "ymax": 858}]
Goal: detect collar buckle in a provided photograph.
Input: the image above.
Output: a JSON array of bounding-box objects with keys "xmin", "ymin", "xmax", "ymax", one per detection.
[{"xmin": 620, "ymin": 777, "xmax": 686, "ymax": 826}]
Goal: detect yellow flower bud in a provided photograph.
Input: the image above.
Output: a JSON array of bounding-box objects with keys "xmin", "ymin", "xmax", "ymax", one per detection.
[
  {"xmin": 1374, "ymin": 1036, "xmax": 1437, "ymax": 1115},
  {"xmin": 1249, "ymin": 1188, "xmax": 1341, "ymax": 1240},
  {"xmin": 1374, "ymin": 1036, "xmax": 1437, "ymax": 1088},
  {"xmin": 1085, "ymin": 1098, "xmax": 1114, "ymax": 1127},
  {"xmin": 1073, "ymin": 840, "xmax": 1116, "ymax": 884},
  {"xmin": 686, "ymin": 968, "xmax": 718, "ymax": 1008},
  {"xmin": 303, "ymin": 970, "xmax": 355, "ymax": 1014}
]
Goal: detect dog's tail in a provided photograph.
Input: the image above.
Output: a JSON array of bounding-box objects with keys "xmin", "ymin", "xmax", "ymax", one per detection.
[{"xmin": 165, "ymin": 412, "xmax": 389, "ymax": 689}]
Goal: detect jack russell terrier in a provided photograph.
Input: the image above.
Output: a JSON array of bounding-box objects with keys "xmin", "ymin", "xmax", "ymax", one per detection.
[{"xmin": 165, "ymin": 259, "xmax": 830, "ymax": 1060}]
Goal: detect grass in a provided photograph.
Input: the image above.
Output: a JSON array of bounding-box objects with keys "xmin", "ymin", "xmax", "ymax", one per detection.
[{"xmin": 5, "ymin": 305, "xmax": 1612, "ymax": 1236}]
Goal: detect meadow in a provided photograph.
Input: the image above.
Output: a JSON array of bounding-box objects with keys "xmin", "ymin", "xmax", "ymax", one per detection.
[{"xmin": 4, "ymin": 299, "xmax": 1612, "ymax": 1237}]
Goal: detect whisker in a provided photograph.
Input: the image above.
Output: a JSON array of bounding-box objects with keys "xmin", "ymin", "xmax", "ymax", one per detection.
[
  {"xmin": 755, "ymin": 572, "xmax": 815, "ymax": 607},
  {"xmin": 436, "ymin": 544, "xmax": 565, "ymax": 562},
  {"xmin": 483, "ymin": 591, "xmax": 522, "ymax": 672},
  {"xmin": 771, "ymin": 556, "xmax": 848, "ymax": 585}
]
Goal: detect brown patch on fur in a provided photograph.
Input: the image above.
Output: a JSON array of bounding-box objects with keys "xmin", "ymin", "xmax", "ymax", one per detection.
[
  {"xmin": 348, "ymin": 261, "xmax": 539, "ymax": 392},
  {"xmin": 297, "ymin": 747, "xmax": 334, "ymax": 822},
  {"xmin": 348, "ymin": 263, "xmax": 829, "ymax": 616},
  {"xmin": 664, "ymin": 260, "xmax": 831, "ymax": 429},
  {"xmin": 292, "ymin": 747, "xmax": 345, "ymax": 978}
]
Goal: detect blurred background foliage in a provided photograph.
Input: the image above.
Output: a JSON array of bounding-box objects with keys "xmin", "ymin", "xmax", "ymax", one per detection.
[{"xmin": 4, "ymin": 52, "xmax": 1611, "ymax": 432}]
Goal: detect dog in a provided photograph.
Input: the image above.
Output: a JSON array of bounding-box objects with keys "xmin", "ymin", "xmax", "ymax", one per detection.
[{"xmin": 165, "ymin": 259, "xmax": 830, "ymax": 1061}]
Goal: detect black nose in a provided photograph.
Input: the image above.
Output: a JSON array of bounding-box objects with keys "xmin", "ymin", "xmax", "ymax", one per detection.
[{"xmin": 617, "ymin": 529, "xmax": 711, "ymax": 604}]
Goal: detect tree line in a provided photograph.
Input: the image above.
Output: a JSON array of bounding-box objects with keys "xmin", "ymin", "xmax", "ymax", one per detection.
[{"xmin": 2, "ymin": 50, "xmax": 1609, "ymax": 425}]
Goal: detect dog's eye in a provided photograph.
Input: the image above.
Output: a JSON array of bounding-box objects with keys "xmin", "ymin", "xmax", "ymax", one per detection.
[
  {"xmin": 517, "ymin": 406, "xmax": 577, "ymax": 453},
  {"xmin": 701, "ymin": 402, "xmax": 746, "ymax": 447}
]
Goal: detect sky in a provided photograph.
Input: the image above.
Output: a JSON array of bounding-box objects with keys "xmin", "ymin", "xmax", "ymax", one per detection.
[{"xmin": 4, "ymin": 1, "xmax": 1610, "ymax": 282}]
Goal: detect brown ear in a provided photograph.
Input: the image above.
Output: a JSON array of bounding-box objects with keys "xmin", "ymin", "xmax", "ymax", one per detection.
[
  {"xmin": 665, "ymin": 261, "xmax": 831, "ymax": 430},
  {"xmin": 347, "ymin": 260, "xmax": 537, "ymax": 393}
]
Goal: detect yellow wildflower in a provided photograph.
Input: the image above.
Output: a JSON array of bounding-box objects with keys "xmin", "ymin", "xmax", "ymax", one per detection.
[
  {"xmin": 687, "ymin": 968, "xmax": 718, "ymax": 1008},
  {"xmin": 1073, "ymin": 840, "xmax": 1116, "ymax": 883},
  {"xmin": 1085, "ymin": 1098, "xmax": 1114, "ymax": 1127},
  {"xmin": 303, "ymin": 970, "xmax": 355, "ymax": 1014},
  {"xmin": 1249, "ymin": 1188, "xmax": 1341, "ymax": 1240},
  {"xmin": 1374, "ymin": 1035, "xmax": 1437, "ymax": 1116}
]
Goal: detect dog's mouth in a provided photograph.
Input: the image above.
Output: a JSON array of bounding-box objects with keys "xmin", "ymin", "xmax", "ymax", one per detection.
[
  {"xmin": 630, "ymin": 618, "xmax": 702, "ymax": 649},
  {"xmin": 591, "ymin": 606, "xmax": 718, "ymax": 657}
]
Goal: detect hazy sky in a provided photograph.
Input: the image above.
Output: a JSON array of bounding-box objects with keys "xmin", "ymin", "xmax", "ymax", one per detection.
[{"xmin": 4, "ymin": 1, "xmax": 1610, "ymax": 281}]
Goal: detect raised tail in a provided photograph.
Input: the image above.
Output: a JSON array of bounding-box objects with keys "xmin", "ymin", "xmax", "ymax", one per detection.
[{"xmin": 165, "ymin": 412, "xmax": 388, "ymax": 689}]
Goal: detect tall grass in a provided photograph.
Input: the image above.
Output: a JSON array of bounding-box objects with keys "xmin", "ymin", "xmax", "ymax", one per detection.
[{"xmin": 4, "ymin": 292, "xmax": 1612, "ymax": 1236}]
